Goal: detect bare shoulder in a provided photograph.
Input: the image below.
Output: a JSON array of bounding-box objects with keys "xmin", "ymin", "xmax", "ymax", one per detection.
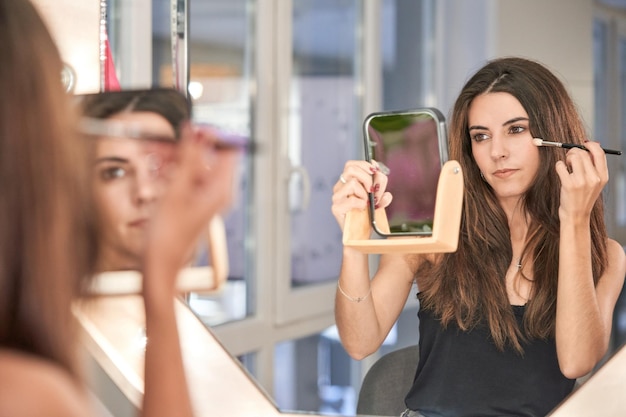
[
  {"xmin": 606, "ymin": 238, "xmax": 626, "ymax": 277},
  {"xmin": 0, "ymin": 350, "xmax": 92, "ymax": 417},
  {"xmin": 607, "ymin": 238, "xmax": 625, "ymax": 252},
  {"xmin": 597, "ymin": 238, "xmax": 626, "ymax": 297}
]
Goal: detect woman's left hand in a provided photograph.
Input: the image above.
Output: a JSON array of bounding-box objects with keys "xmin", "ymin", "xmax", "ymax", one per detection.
[{"xmin": 555, "ymin": 141, "xmax": 608, "ymax": 221}]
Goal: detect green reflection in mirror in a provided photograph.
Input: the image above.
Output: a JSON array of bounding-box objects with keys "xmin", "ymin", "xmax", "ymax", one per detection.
[{"xmin": 363, "ymin": 108, "xmax": 448, "ymax": 237}]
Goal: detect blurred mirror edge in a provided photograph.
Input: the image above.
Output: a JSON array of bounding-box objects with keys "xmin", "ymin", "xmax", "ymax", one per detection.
[{"xmin": 75, "ymin": 296, "xmax": 282, "ymax": 417}]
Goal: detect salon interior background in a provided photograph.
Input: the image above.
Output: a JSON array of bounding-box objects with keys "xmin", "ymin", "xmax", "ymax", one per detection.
[{"xmin": 49, "ymin": 0, "xmax": 626, "ymax": 415}]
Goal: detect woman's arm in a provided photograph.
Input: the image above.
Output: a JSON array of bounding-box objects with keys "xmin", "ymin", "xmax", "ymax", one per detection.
[
  {"xmin": 554, "ymin": 142, "xmax": 626, "ymax": 379},
  {"xmin": 335, "ymin": 249, "xmax": 416, "ymax": 360},
  {"xmin": 332, "ymin": 160, "xmax": 417, "ymax": 359},
  {"xmin": 141, "ymin": 125, "xmax": 239, "ymax": 417}
]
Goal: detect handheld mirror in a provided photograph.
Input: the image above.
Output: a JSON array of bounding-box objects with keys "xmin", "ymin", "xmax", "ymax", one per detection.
[{"xmin": 363, "ymin": 108, "xmax": 449, "ymax": 237}]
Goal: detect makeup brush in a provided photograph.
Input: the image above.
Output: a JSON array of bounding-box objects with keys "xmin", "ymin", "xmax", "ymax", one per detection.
[{"xmin": 532, "ymin": 138, "xmax": 622, "ymax": 155}]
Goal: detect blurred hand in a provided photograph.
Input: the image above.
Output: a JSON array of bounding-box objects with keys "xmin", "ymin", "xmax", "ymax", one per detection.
[{"xmin": 142, "ymin": 123, "xmax": 240, "ymax": 296}]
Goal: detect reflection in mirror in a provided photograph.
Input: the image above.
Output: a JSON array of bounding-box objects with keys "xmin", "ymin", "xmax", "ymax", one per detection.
[
  {"xmin": 76, "ymin": 88, "xmax": 234, "ymax": 296},
  {"xmin": 78, "ymin": 89, "xmax": 191, "ymax": 272},
  {"xmin": 363, "ymin": 109, "xmax": 448, "ymax": 237}
]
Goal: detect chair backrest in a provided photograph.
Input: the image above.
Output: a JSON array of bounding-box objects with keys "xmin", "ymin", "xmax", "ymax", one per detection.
[{"xmin": 356, "ymin": 345, "xmax": 419, "ymax": 417}]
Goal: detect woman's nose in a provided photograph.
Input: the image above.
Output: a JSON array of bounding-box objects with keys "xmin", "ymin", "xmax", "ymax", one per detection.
[
  {"xmin": 135, "ymin": 174, "xmax": 157, "ymax": 203},
  {"xmin": 490, "ymin": 134, "xmax": 509, "ymax": 159}
]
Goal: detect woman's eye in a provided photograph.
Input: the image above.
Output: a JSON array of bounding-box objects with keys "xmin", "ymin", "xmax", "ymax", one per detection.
[
  {"xmin": 100, "ymin": 167, "xmax": 127, "ymax": 181},
  {"xmin": 471, "ymin": 132, "xmax": 490, "ymax": 142},
  {"xmin": 509, "ymin": 125, "xmax": 526, "ymax": 134}
]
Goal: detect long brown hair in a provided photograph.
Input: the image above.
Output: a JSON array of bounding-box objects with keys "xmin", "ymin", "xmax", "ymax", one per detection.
[
  {"xmin": 0, "ymin": 0, "xmax": 98, "ymax": 377},
  {"xmin": 417, "ymin": 57, "xmax": 608, "ymax": 352}
]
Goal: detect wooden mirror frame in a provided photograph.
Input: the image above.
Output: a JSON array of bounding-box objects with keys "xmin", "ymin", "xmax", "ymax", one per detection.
[
  {"xmin": 89, "ymin": 215, "xmax": 229, "ymax": 295},
  {"xmin": 342, "ymin": 160, "xmax": 464, "ymax": 254}
]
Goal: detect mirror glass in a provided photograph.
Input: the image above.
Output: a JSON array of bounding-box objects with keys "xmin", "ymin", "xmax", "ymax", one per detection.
[
  {"xmin": 75, "ymin": 89, "xmax": 232, "ymax": 280},
  {"xmin": 364, "ymin": 108, "xmax": 448, "ymax": 237}
]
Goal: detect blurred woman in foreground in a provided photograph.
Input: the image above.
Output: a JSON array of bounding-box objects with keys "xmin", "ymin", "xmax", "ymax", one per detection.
[{"xmin": 0, "ymin": 0, "xmax": 238, "ymax": 415}]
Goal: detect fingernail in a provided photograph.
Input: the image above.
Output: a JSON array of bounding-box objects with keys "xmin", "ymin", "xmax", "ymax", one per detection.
[
  {"xmin": 370, "ymin": 166, "xmax": 378, "ymax": 173},
  {"xmin": 374, "ymin": 184, "xmax": 380, "ymax": 192}
]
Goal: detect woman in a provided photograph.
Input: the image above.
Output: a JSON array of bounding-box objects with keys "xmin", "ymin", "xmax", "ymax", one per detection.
[
  {"xmin": 80, "ymin": 89, "xmax": 192, "ymax": 271},
  {"xmin": 0, "ymin": 0, "xmax": 238, "ymax": 415},
  {"xmin": 331, "ymin": 57, "xmax": 626, "ymax": 416}
]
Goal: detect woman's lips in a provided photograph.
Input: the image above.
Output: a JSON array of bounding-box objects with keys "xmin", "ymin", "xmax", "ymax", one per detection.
[
  {"xmin": 128, "ymin": 218, "xmax": 149, "ymax": 228},
  {"xmin": 492, "ymin": 168, "xmax": 517, "ymax": 179}
]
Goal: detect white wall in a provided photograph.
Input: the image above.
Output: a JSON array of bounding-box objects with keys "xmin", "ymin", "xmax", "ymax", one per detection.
[
  {"xmin": 491, "ymin": 0, "xmax": 595, "ymax": 130},
  {"xmin": 435, "ymin": 0, "xmax": 594, "ymax": 131},
  {"xmin": 31, "ymin": 0, "xmax": 100, "ymax": 93}
]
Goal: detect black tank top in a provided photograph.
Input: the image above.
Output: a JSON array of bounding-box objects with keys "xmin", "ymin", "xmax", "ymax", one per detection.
[{"xmin": 405, "ymin": 305, "xmax": 575, "ymax": 417}]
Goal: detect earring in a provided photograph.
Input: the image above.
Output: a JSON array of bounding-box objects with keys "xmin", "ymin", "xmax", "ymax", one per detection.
[{"xmin": 480, "ymin": 171, "xmax": 486, "ymax": 181}]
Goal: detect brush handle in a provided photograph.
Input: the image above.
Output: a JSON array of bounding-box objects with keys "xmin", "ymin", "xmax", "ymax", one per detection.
[{"xmin": 561, "ymin": 143, "xmax": 622, "ymax": 156}]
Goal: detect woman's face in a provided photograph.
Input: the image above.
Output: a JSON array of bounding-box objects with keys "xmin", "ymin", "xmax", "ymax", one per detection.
[
  {"xmin": 468, "ymin": 92, "xmax": 540, "ymax": 208},
  {"xmin": 92, "ymin": 111, "xmax": 176, "ymax": 270}
]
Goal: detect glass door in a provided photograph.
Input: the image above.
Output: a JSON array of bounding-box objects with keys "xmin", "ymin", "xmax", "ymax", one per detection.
[
  {"xmin": 181, "ymin": 0, "xmax": 257, "ymax": 327},
  {"xmin": 274, "ymin": 0, "xmax": 366, "ymax": 324},
  {"xmin": 593, "ymin": 4, "xmax": 626, "ymax": 353}
]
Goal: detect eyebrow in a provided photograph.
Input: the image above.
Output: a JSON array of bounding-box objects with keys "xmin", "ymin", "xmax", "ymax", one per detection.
[
  {"xmin": 468, "ymin": 116, "xmax": 529, "ymax": 131},
  {"xmin": 94, "ymin": 156, "xmax": 130, "ymax": 165}
]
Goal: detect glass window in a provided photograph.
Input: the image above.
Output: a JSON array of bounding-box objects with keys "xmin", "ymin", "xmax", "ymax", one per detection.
[
  {"xmin": 288, "ymin": 0, "xmax": 362, "ymax": 288},
  {"xmin": 593, "ymin": 16, "xmax": 626, "ymax": 230},
  {"xmin": 273, "ymin": 303, "xmax": 419, "ymax": 416},
  {"xmin": 618, "ymin": 37, "xmax": 626, "ymax": 227},
  {"xmin": 381, "ymin": 0, "xmax": 436, "ymax": 111},
  {"xmin": 274, "ymin": 331, "xmax": 357, "ymax": 415},
  {"xmin": 593, "ymin": 10, "xmax": 626, "ymax": 352},
  {"xmin": 182, "ymin": 0, "xmax": 256, "ymax": 325},
  {"xmin": 613, "ymin": 27, "xmax": 626, "ymax": 352},
  {"xmin": 593, "ymin": 20, "xmax": 609, "ymax": 154}
]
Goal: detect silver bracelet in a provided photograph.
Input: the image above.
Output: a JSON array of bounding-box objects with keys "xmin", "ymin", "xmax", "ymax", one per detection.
[{"xmin": 337, "ymin": 281, "xmax": 372, "ymax": 303}]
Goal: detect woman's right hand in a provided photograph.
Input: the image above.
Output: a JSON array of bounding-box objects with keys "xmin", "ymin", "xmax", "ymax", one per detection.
[
  {"xmin": 142, "ymin": 124, "xmax": 239, "ymax": 299},
  {"xmin": 331, "ymin": 160, "xmax": 392, "ymax": 230}
]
